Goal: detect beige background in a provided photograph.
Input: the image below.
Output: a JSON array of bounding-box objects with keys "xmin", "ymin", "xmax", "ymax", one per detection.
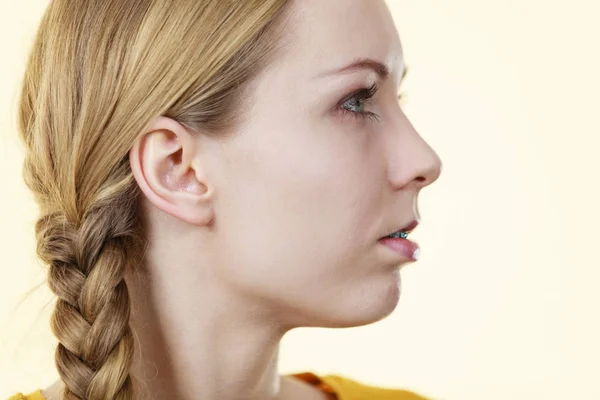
[{"xmin": 1, "ymin": 0, "xmax": 599, "ymax": 399}]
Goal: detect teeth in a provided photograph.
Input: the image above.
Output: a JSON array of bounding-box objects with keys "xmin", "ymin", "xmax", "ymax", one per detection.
[{"xmin": 386, "ymin": 231, "xmax": 408, "ymax": 239}]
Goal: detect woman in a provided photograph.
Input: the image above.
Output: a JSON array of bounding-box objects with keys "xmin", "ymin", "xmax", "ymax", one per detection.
[{"xmin": 9, "ymin": 0, "xmax": 442, "ymax": 398}]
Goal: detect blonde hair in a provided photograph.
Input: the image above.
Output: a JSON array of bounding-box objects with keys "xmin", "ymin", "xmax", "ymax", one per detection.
[{"xmin": 17, "ymin": 0, "xmax": 291, "ymax": 398}]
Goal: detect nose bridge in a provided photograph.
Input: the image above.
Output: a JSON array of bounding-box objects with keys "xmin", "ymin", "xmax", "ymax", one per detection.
[{"xmin": 386, "ymin": 108, "xmax": 443, "ymax": 190}]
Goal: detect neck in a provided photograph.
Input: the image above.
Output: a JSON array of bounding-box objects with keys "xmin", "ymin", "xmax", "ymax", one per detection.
[{"xmin": 125, "ymin": 260, "xmax": 290, "ymax": 400}]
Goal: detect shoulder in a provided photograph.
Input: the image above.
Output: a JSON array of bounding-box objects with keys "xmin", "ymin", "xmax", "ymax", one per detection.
[
  {"xmin": 290, "ymin": 372, "xmax": 431, "ymax": 400},
  {"xmin": 8, "ymin": 380, "xmax": 61, "ymax": 400},
  {"xmin": 320, "ymin": 374, "xmax": 430, "ymax": 400},
  {"xmin": 7, "ymin": 390, "xmax": 46, "ymax": 400}
]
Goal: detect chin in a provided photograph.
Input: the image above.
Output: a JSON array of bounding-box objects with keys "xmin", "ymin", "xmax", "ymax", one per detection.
[{"xmin": 305, "ymin": 272, "xmax": 402, "ymax": 329}]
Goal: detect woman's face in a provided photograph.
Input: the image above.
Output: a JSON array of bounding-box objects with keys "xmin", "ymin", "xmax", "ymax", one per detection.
[
  {"xmin": 136, "ymin": 0, "xmax": 443, "ymax": 329},
  {"xmin": 203, "ymin": 0, "xmax": 442, "ymax": 328}
]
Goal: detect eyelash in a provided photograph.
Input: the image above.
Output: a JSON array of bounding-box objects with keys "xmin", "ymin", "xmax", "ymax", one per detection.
[{"xmin": 338, "ymin": 83, "xmax": 406, "ymax": 123}]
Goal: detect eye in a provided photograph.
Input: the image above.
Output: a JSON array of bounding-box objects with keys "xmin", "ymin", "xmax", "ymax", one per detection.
[{"xmin": 337, "ymin": 83, "xmax": 381, "ymax": 123}]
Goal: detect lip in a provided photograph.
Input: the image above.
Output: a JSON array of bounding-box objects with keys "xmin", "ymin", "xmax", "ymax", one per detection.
[
  {"xmin": 401, "ymin": 220, "xmax": 419, "ymax": 234},
  {"xmin": 378, "ymin": 236, "xmax": 420, "ymax": 262}
]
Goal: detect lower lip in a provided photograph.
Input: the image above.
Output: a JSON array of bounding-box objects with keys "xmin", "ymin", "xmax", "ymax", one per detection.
[{"xmin": 378, "ymin": 237, "xmax": 420, "ymax": 262}]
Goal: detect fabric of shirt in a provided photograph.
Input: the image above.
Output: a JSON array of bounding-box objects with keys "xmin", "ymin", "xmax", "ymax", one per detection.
[{"xmin": 8, "ymin": 371, "xmax": 429, "ymax": 400}]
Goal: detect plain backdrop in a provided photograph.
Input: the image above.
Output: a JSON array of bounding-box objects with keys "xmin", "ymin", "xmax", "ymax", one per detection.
[{"xmin": 1, "ymin": 1, "xmax": 599, "ymax": 399}]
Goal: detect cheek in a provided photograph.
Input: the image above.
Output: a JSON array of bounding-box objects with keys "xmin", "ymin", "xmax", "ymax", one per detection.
[{"xmin": 214, "ymin": 128, "xmax": 386, "ymax": 304}]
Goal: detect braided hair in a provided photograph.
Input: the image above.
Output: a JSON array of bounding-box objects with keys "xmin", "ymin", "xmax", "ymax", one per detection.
[{"xmin": 17, "ymin": 0, "xmax": 292, "ymax": 398}]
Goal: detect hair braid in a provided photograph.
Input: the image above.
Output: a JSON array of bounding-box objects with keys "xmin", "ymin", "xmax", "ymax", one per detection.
[
  {"xmin": 36, "ymin": 183, "xmax": 142, "ymax": 399},
  {"xmin": 18, "ymin": 0, "xmax": 293, "ymax": 397}
]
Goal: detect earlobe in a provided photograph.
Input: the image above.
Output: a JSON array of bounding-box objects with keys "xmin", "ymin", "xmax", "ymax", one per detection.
[{"xmin": 128, "ymin": 117, "xmax": 215, "ymax": 227}]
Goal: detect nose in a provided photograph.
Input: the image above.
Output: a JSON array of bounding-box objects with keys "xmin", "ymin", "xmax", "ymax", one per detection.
[
  {"xmin": 387, "ymin": 111, "xmax": 443, "ymax": 191},
  {"xmin": 412, "ymin": 140, "xmax": 442, "ymax": 190}
]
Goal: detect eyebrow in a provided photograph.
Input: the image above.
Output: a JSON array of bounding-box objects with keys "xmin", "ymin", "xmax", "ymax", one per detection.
[{"xmin": 318, "ymin": 58, "xmax": 408, "ymax": 83}]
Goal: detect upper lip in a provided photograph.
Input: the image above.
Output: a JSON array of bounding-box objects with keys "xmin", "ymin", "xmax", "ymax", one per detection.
[{"xmin": 380, "ymin": 219, "xmax": 419, "ymax": 238}]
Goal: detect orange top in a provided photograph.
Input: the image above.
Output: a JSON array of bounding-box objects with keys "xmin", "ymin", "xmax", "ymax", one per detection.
[
  {"xmin": 290, "ymin": 372, "xmax": 430, "ymax": 400},
  {"xmin": 7, "ymin": 392, "xmax": 45, "ymax": 400},
  {"xmin": 9, "ymin": 371, "xmax": 429, "ymax": 400}
]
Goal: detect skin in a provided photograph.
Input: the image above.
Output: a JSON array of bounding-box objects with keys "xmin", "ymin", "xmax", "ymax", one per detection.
[{"xmin": 44, "ymin": 0, "xmax": 442, "ymax": 398}]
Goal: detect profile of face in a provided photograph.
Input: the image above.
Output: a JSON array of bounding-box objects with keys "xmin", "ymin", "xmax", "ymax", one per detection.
[{"xmin": 130, "ymin": 0, "xmax": 442, "ymax": 331}]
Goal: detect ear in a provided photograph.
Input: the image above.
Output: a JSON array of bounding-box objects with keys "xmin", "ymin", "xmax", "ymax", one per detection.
[{"xmin": 129, "ymin": 116, "xmax": 215, "ymax": 226}]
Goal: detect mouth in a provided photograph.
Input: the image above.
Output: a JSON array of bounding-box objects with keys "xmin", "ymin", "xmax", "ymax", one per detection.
[{"xmin": 378, "ymin": 219, "xmax": 421, "ymax": 262}]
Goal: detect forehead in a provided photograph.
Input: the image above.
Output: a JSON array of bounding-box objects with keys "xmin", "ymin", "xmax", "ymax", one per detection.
[{"xmin": 281, "ymin": 0, "xmax": 404, "ymax": 85}]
